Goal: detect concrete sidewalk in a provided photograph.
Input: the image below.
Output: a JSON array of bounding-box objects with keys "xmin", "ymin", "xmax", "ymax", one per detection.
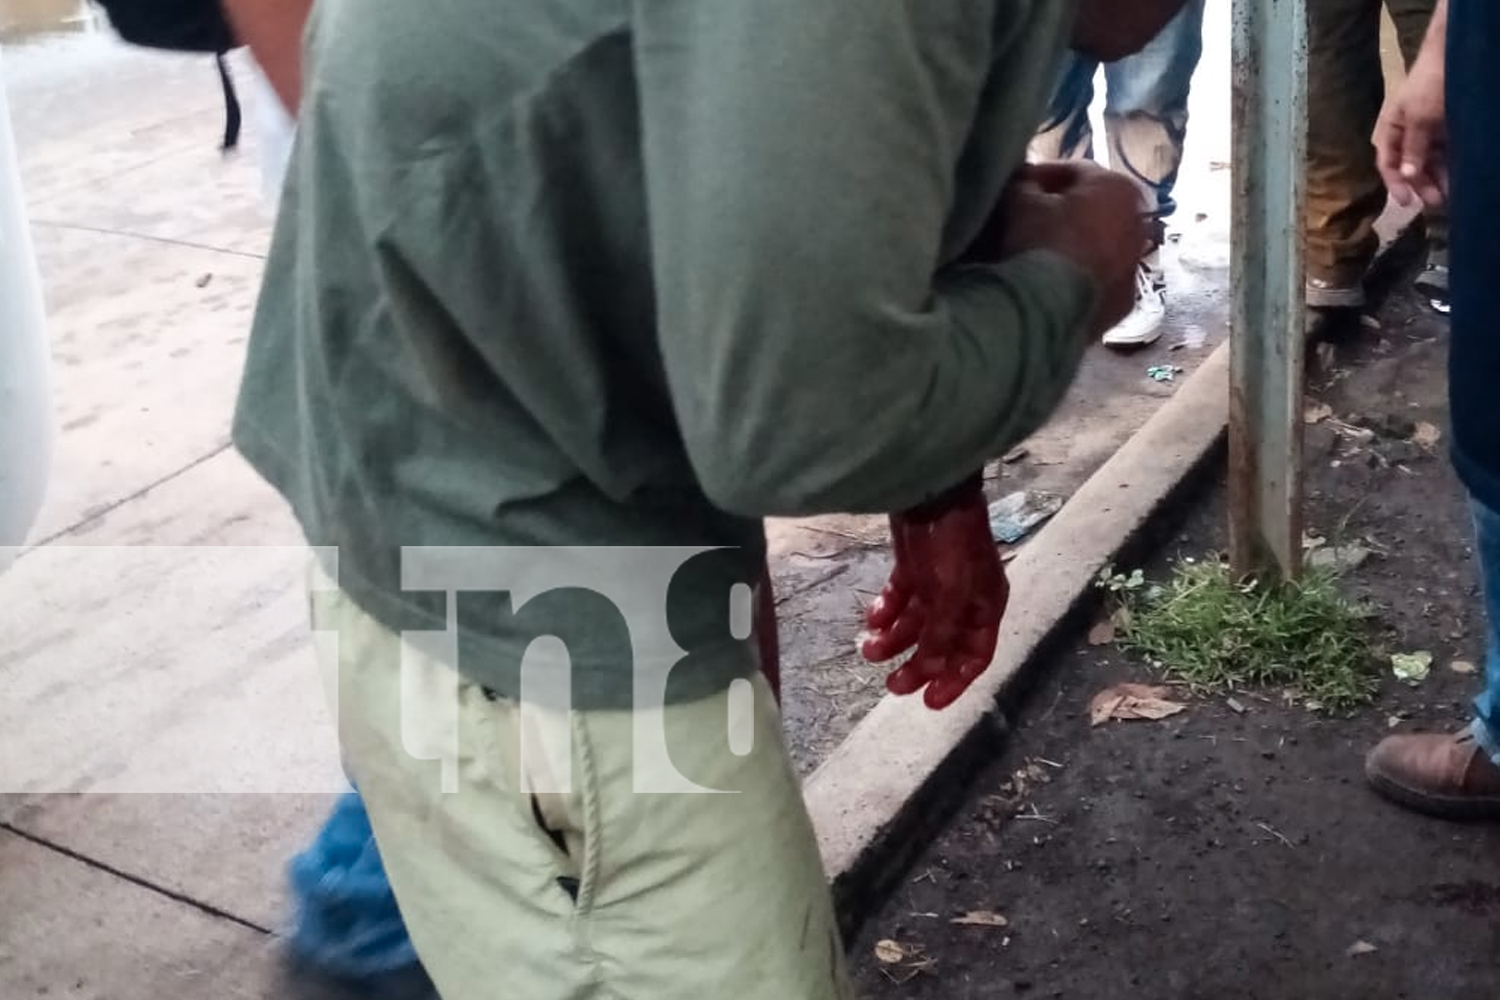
[
  {"xmin": 0, "ymin": 6, "xmax": 1234, "ymax": 996},
  {"xmin": 1, "ymin": 24, "xmax": 354, "ymax": 998}
]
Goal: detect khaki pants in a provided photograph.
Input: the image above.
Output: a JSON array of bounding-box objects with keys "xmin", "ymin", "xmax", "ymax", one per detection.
[
  {"xmin": 1306, "ymin": 0, "xmax": 1445, "ymax": 285},
  {"xmin": 311, "ymin": 581, "xmax": 851, "ymax": 1000}
]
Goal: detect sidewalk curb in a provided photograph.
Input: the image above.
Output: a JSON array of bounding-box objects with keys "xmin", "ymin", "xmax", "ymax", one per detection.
[{"xmin": 805, "ymin": 342, "xmax": 1231, "ymax": 939}]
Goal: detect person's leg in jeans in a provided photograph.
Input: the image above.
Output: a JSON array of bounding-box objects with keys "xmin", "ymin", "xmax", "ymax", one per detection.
[
  {"xmin": 1467, "ymin": 501, "xmax": 1500, "ymax": 763},
  {"xmin": 1031, "ymin": 52, "xmax": 1102, "ymax": 164},
  {"xmin": 1098, "ymin": 0, "xmax": 1206, "ymax": 229},
  {"xmin": 1305, "ymin": 0, "xmax": 1387, "ymax": 309},
  {"xmin": 284, "ymin": 791, "xmax": 431, "ymax": 996},
  {"xmin": 1387, "ymin": 0, "xmax": 1449, "ymax": 311},
  {"xmin": 1091, "ymin": 0, "xmax": 1206, "ymax": 347},
  {"xmin": 1367, "ymin": 498, "xmax": 1500, "ymax": 816}
]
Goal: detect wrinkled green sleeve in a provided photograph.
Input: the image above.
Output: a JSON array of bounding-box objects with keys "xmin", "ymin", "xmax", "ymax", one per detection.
[{"xmin": 635, "ymin": 0, "xmax": 1097, "ymax": 517}]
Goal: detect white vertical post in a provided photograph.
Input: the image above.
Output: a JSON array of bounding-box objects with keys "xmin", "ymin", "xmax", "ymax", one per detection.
[{"xmin": 0, "ymin": 47, "xmax": 53, "ymax": 554}]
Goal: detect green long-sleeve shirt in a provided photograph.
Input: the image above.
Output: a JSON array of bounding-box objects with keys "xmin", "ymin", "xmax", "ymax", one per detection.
[{"xmin": 233, "ymin": 0, "xmax": 1095, "ymax": 709}]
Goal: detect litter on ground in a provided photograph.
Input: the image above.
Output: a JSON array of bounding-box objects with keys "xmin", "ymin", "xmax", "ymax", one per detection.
[
  {"xmin": 988, "ymin": 491, "xmax": 1064, "ymax": 545},
  {"xmin": 1391, "ymin": 651, "xmax": 1433, "ymax": 687},
  {"xmin": 1089, "ymin": 684, "xmax": 1188, "ymax": 727}
]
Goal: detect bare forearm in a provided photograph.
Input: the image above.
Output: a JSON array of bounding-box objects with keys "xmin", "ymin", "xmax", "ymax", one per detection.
[
  {"xmin": 1421, "ymin": 0, "xmax": 1448, "ymax": 69},
  {"xmin": 220, "ymin": 0, "xmax": 314, "ymax": 113}
]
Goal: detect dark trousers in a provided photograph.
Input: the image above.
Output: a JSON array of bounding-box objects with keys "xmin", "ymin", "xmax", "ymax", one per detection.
[{"xmin": 1306, "ymin": 0, "xmax": 1446, "ymax": 284}]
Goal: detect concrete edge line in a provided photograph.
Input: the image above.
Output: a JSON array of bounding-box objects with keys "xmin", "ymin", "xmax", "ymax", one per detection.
[{"xmin": 805, "ymin": 341, "xmax": 1231, "ymax": 937}]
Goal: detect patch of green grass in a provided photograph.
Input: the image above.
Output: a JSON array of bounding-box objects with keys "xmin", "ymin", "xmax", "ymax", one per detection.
[{"xmin": 1103, "ymin": 558, "xmax": 1379, "ymax": 714}]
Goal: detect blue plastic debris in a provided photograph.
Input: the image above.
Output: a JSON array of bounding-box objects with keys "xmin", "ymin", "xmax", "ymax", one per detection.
[
  {"xmin": 1147, "ymin": 365, "xmax": 1184, "ymax": 383},
  {"xmin": 285, "ymin": 791, "xmax": 421, "ymax": 981}
]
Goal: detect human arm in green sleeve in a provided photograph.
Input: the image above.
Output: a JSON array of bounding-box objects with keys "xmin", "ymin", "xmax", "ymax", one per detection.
[{"xmin": 634, "ymin": 0, "xmax": 1097, "ymax": 518}]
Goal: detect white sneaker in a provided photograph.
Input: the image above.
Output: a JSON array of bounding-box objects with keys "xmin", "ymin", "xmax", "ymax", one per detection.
[{"xmin": 1101, "ymin": 251, "xmax": 1167, "ymax": 348}]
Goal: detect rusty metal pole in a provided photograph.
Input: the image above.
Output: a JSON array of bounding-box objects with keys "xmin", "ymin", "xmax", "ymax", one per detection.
[{"xmin": 1229, "ymin": 0, "xmax": 1309, "ymax": 581}]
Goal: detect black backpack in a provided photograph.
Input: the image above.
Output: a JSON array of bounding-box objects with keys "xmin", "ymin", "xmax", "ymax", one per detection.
[{"xmin": 90, "ymin": 0, "xmax": 244, "ymax": 149}]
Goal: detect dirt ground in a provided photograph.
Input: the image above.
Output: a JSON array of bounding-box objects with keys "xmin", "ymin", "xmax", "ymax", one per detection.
[{"xmin": 851, "ymin": 273, "xmax": 1500, "ymax": 998}]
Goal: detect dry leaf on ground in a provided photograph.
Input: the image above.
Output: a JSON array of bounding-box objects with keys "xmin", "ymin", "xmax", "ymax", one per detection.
[
  {"xmin": 1347, "ymin": 940, "xmax": 1378, "ymax": 957},
  {"xmin": 1306, "ymin": 543, "xmax": 1371, "ymax": 574},
  {"xmin": 1412, "ymin": 422, "xmax": 1443, "ymax": 450},
  {"xmin": 873, "ymin": 939, "xmax": 937, "ymax": 985},
  {"xmin": 1090, "ymin": 684, "xmax": 1188, "ymax": 726},
  {"xmin": 1452, "ymin": 660, "xmax": 1478, "ymax": 675},
  {"xmin": 1087, "ymin": 620, "xmax": 1116, "ymax": 646},
  {"xmin": 1304, "ymin": 402, "xmax": 1334, "ymax": 424},
  {"xmin": 950, "ymin": 910, "xmax": 1009, "ymax": 928}
]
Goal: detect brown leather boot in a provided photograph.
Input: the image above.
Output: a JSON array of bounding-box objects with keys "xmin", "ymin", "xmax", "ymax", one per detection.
[{"xmin": 1366, "ymin": 730, "xmax": 1500, "ymax": 819}]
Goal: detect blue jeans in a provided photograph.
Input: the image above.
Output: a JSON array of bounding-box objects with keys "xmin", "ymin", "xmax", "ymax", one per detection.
[
  {"xmin": 286, "ymin": 790, "xmax": 420, "ymax": 981},
  {"xmin": 1471, "ymin": 499, "xmax": 1500, "ymax": 762},
  {"xmin": 1032, "ymin": 0, "xmax": 1207, "ymax": 224}
]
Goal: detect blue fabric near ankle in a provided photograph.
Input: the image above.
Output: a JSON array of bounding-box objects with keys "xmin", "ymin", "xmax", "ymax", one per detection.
[{"xmin": 286, "ymin": 791, "xmax": 420, "ymax": 978}]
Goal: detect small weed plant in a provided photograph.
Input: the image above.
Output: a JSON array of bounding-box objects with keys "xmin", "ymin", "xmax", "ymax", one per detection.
[{"xmin": 1099, "ymin": 557, "xmax": 1379, "ymax": 713}]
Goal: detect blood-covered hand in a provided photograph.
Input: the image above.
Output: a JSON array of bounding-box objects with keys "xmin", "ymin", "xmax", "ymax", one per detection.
[{"xmin": 861, "ymin": 478, "xmax": 1009, "ymax": 710}]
